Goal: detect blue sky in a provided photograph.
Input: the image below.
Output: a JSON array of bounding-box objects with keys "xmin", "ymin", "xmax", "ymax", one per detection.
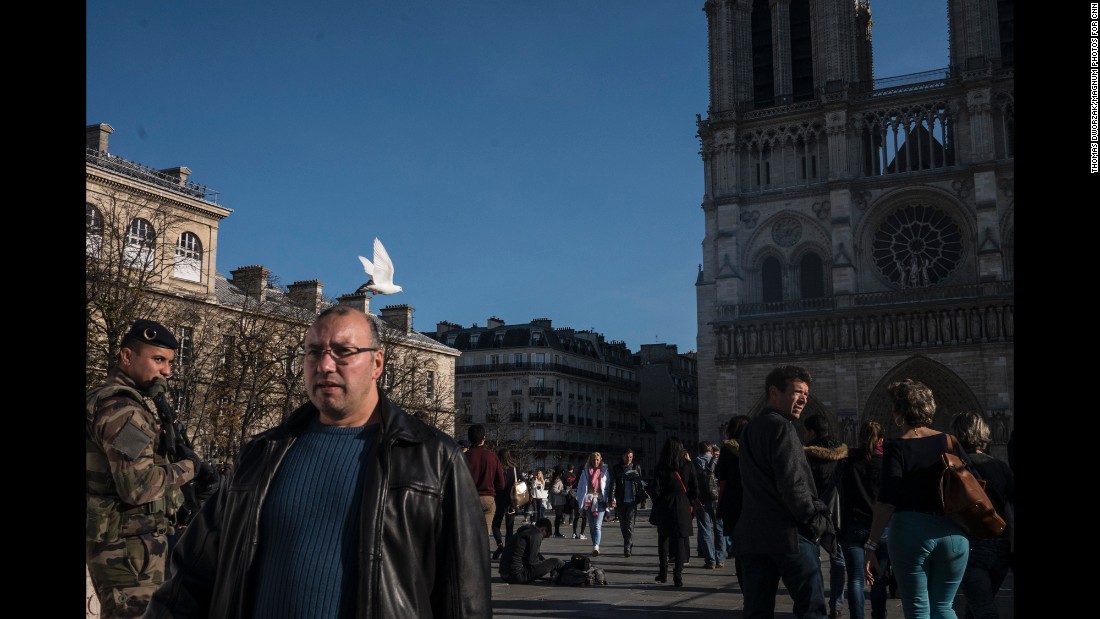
[{"xmin": 86, "ymin": 1, "xmax": 949, "ymax": 353}]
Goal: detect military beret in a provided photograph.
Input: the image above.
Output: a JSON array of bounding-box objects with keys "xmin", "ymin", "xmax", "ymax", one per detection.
[{"xmin": 123, "ymin": 319, "xmax": 180, "ymax": 350}]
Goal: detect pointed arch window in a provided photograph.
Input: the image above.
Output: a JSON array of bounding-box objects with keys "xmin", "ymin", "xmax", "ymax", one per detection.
[
  {"xmin": 800, "ymin": 253, "xmax": 825, "ymax": 298},
  {"xmin": 762, "ymin": 256, "xmax": 783, "ymax": 304},
  {"xmin": 174, "ymin": 232, "xmax": 202, "ymax": 282}
]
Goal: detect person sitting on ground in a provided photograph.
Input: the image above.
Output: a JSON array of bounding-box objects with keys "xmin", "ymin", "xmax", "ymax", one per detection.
[{"xmin": 498, "ymin": 517, "xmax": 564, "ymax": 585}]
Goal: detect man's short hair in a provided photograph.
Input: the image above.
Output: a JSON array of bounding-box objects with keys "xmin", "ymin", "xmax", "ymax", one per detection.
[
  {"xmin": 764, "ymin": 365, "xmax": 813, "ymax": 397},
  {"xmin": 697, "ymin": 440, "xmax": 713, "ymax": 454},
  {"xmin": 468, "ymin": 424, "xmax": 486, "ymax": 445},
  {"xmin": 623, "ymin": 448, "xmax": 633, "ymax": 455},
  {"xmin": 315, "ymin": 305, "xmax": 381, "ymax": 346},
  {"xmin": 535, "ymin": 517, "xmax": 553, "ymax": 533}
]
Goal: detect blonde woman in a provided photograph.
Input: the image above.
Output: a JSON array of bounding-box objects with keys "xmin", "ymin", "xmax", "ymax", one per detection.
[
  {"xmin": 575, "ymin": 452, "xmax": 610, "ymax": 556},
  {"xmin": 531, "ymin": 469, "xmax": 549, "ymax": 522}
]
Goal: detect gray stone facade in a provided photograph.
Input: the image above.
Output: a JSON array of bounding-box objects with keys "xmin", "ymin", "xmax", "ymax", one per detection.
[{"xmin": 694, "ymin": 0, "xmax": 1013, "ymax": 454}]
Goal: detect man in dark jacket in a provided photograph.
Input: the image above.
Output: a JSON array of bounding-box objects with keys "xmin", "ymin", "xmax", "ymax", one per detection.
[
  {"xmin": 608, "ymin": 448, "xmax": 647, "ymax": 557},
  {"xmin": 733, "ymin": 365, "xmax": 833, "ymax": 619},
  {"xmin": 145, "ymin": 306, "xmax": 491, "ymax": 618},
  {"xmin": 499, "ymin": 517, "xmax": 564, "ymax": 584},
  {"xmin": 804, "ymin": 414, "xmax": 849, "ymax": 619}
]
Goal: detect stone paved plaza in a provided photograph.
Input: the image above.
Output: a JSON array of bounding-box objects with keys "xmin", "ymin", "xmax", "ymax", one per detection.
[{"xmin": 87, "ymin": 508, "xmax": 1014, "ymax": 617}]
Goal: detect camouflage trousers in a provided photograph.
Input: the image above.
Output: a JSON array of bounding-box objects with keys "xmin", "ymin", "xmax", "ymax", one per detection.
[{"xmin": 86, "ymin": 533, "xmax": 169, "ymax": 618}]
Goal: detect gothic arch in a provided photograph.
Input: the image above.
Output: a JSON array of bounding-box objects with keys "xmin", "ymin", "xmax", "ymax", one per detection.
[
  {"xmin": 857, "ymin": 188, "xmax": 976, "ymax": 290},
  {"xmin": 744, "ymin": 211, "xmax": 830, "ymax": 265},
  {"xmin": 861, "ymin": 355, "xmax": 983, "ymax": 438}
]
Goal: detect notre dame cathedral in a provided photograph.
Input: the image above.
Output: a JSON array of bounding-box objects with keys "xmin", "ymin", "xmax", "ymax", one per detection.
[{"xmin": 694, "ymin": 0, "xmax": 1013, "ymax": 456}]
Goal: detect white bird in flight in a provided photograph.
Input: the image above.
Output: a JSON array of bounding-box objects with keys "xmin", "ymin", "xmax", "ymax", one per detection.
[{"xmin": 357, "ymin": 238, "xmax": 404, "ymax": 295}]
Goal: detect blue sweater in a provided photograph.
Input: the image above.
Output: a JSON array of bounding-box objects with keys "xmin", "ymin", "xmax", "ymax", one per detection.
[{"xmin": 251, "ymin": 418, "xmax": 379, "ymax": 619}]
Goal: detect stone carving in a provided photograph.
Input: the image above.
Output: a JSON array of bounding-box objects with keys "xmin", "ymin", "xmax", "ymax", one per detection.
[
  {"xmin": 985, "ymin": 306, "xmax": 1000, "ymax": 341},
  {"xmin": 883, "ymin": 316, "xmax": 893, "ymax": 347},
  {"xmin": 955, "ymin": 308, "xmax": 968, "ymax": 342},
  {"xmin": 773, "ymin": 217, "xmax": 803, "ymax": 247},
  {"xmin": 735, "ymin": 328, "xmax": 745, "ymax": 356},
  {"xmin": 812, "ymin": 321, "xmax": 823, "ymax": 351},
  {"xmin": 800, "ymin": 321, "xmax": 810, "ymax": 353},
  {"xmin": 1003, "ymin": 305, "xmax": 1014, "ymax": 338},
  {"xmin": 970, "ymin": 308, "xmax": 982, "ymax": 342},
  {"xmin": 853, "ymin": 318, "xmax": 865, "ymax": 349},
  {"xmin": 867, "ymin": 317, "xmax": 879, "ymax": 348},
  {"xmin": 741, "ymin": 210, "xmax": 760, "ymax": 228},
  {"xmin": 926, "ymin": 311, "xmax": 938, "ymax": 344},
  {"xmin": 748, "ymin": 326, "xmax": 759, "ymax": 355},
  {"xmin": 838, "ymin": 318, "xmax": 851, "ymax": 349}
]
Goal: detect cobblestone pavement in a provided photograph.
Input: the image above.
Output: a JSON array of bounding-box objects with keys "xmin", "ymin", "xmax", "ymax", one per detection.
[{"xmin": 86, "ymin": 509, "xmax": 1014, "ymax": 618}]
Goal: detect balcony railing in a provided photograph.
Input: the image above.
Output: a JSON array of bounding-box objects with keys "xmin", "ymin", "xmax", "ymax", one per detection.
[
  {"xmin": 717, "ymin": 282, "xmax": 1013, "ymax": 320},
  {"xmin": 87, "ymin": 149, "xmax": 219, "ymax": 203},
  {"xmin": 529, "ymin": 387, "xmax": 555, "ymax": 397}
]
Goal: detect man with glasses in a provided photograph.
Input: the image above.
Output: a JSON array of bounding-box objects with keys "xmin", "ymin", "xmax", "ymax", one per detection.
[
  {"xmin": 148, "ymin": 306, "xmax": 491, "ymax": 618},
  {"xmin": 86, "ymin": 319, "xmax": 201, "ymax": 619}
]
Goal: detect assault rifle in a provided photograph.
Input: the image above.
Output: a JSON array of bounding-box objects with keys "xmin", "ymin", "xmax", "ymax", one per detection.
[{"xmin": 148, "ymin": 377, "xmax": 221, "ymax": 526}]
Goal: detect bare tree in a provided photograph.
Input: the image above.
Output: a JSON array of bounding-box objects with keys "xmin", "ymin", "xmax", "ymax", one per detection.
[
  {"xmin": 376, "ymin": 320, "xmax": 457, "ymax": 436},
  {"xmin": 169, "ymin": 287, "xmax": 312, "ymax": 466},
  {"xmin": 85, "ymin": 188, "xmax": 193, "ymax": 387}
]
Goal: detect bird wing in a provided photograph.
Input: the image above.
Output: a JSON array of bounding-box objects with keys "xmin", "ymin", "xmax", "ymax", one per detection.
[
  {"xmin": 358, "ymin": 255, "xmax": 376, "ymax": 276},
  {"xmin": 371, "ymin": 238, "xmax": 395, "ymax": 286}
]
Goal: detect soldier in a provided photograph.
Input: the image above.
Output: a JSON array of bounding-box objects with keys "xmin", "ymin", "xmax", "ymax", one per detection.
[{"xmin": 85, "ymin": 319, "xmax": 201, "ymax": 618}]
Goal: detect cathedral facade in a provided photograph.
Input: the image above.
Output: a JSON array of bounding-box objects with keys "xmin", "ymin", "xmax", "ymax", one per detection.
[{"xmin": 694, "ymin": 0, "xmax": 1014, "ymax": 454}]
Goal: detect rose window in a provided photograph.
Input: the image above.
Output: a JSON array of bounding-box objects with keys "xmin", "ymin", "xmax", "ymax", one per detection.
[{"xmin": 872, "ymin": 203, "xmax": 962, "ymax": 287}]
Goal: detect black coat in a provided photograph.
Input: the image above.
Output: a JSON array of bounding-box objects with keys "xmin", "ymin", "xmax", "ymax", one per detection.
[
  {"xmin": 652, "ymin": 460, "xmax": 697, "ymax": 538},
  {"xmin": 732, "ymin": 407, "xmax": 832, "ymax": 555},
  {"xmin": 499, "ymin": 523, "xmax": 545, "ymax": 581},
  {"xmin": 146, "ymin": 392, "xmax": 491, "ymax": 619},
  {"xmin": 715, "ymin": 438, "xmax": 744, "ymax": 533}
]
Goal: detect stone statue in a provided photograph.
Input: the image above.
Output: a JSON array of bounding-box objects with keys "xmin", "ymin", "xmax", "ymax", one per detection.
[
  {"xmin": 853, "ymin": 318, "xmax": 865, "ymax": 349},
  {"xmin": 838, "ymin": 318, "xmax": 851, "ymax": 349},
  {"xmin": 985, "ymin": 306, "xmax": 1000, "ymax": 341},
  {"xmin": 800, "ymin": 321, "xmax": 811, "ymax": 352},
  {"xmin": 867, "ymin": 317, "xmax": 879, "ymax": 348},
  {"xmin": 926, "ymin": 311, "xmax": 938, "ymax": 343},
  {"xmin": 970, "ymin": 308, "xmax": 983, "ymax": 341},
  {"xmin": 1003, "ymin": 305, "xmax": 1014, "ymax": 338},
  {"xmin": 735, "ymin": 328, "xmax": 745, "ymax": 356},
  {"xmin": 748, "ymin": 326, "xmax": 759, "ymax": 354},
  {"xmin": 956, "ymin": 308, "xmax": 968, "ymax": 341},
  {"xmin": 812, "ymin": 321, "xmax": 823, "ymax": 350},
  {"xmin": 883, "ymin": 315, "xmax": 893, "ymax": 347}
]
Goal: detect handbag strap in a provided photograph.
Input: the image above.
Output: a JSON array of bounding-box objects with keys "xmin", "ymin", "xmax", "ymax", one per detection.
[{"xmin": 674, "ymin": 471, "xmax": 687, "ymax": 494}]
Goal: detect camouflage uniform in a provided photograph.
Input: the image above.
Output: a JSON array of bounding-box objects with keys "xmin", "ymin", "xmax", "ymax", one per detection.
[{"xmin": 86, "ymin": 368, "xmax": 196, "ymax": 618}]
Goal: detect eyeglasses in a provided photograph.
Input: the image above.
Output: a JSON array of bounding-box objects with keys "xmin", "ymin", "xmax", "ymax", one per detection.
[{"xmin": 296, "ymin": 346, "xmax": 379, "ymax": 364}]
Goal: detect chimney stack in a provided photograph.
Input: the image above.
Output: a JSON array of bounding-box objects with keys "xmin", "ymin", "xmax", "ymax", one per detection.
[
  {"xmin": 86, "ymin": 123, "xmax": 114, "ymax": 153},
  {"xmin": 159, "ymin": 166, "xmax": 192, "ymax": 187},
  {"xmin": 487, "ymin": 316, "xmax": 505, "ymax": 329},
  {"xmin": 287, "ymin": 280, "xmax": 324, "ymax": 314},
  {"xmin": 380, "ymin": 304, "xmax": 414, "ymax": 335},
  {"xmin": 337, "ymin": 292, "xmax": 370, "ymax": 314},
  {"xmin": 230, "ymin": 265, "xmax": 270, "ymax": 302}
]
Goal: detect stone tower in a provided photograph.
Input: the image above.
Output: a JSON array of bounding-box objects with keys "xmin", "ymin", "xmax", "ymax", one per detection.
[{"xmin": 694, "ymin": 0, "xmax": 1014, "ymax": 455}]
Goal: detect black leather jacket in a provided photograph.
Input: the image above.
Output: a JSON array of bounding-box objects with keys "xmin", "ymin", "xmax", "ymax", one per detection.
[{"xmin": 144, "ymin": 392, "xmax": 491, "ymax": 618}]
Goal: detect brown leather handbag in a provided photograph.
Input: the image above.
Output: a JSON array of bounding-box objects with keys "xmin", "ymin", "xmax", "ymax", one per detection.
[{"xmin": 941, "ymin": 434, "xmax": 1006, "ymax": 539}]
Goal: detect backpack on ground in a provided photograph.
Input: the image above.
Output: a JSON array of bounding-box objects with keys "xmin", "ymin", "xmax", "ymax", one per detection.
[
  {"xmin": 568, "ymin": 553, "xmax": 591, "ymax": 572},
  {"xmin": 555, "ymin": 566, "xmax": 607, "ymax": 587}
]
